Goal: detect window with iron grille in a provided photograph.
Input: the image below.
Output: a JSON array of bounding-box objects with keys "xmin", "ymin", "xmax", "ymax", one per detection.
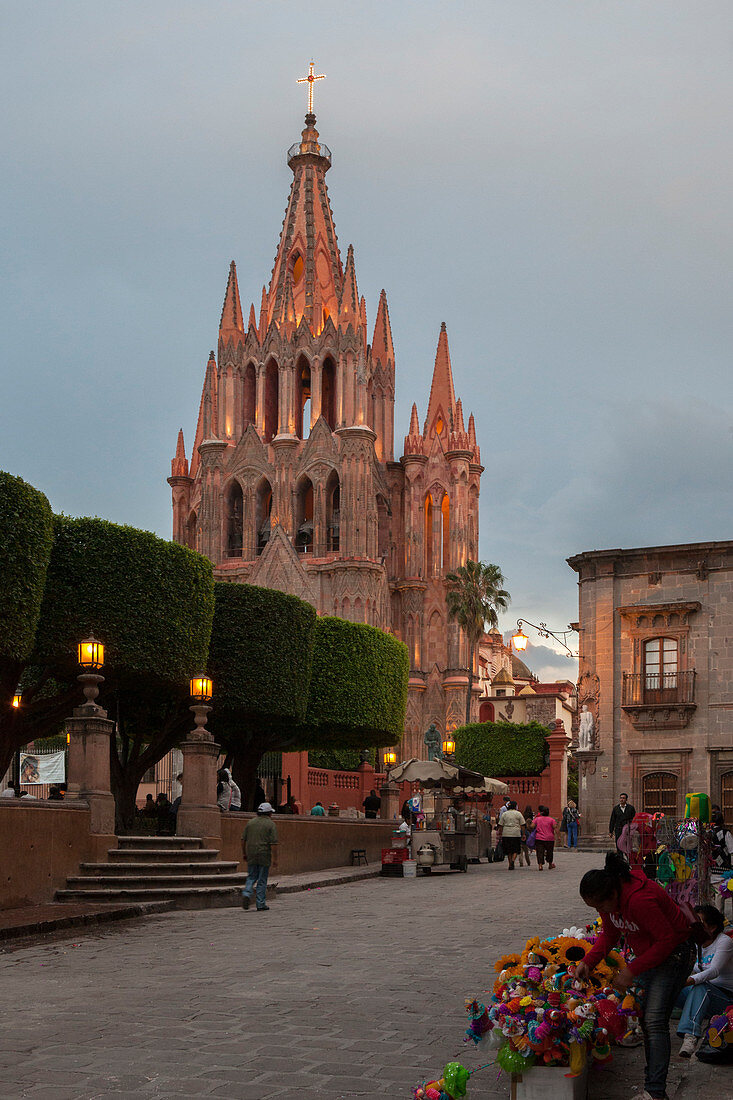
[{"xmin": 642, "ymin": 771, "xmax": 678, "ymax": 816}]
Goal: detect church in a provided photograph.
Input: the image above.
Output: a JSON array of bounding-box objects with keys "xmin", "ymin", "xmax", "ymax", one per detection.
[{"xmin": 168, "ymin": 99, "xmax": 483, "ymax": 760}]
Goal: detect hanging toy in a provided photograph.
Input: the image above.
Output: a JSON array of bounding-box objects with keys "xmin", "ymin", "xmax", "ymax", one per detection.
[
  {"xmin": 497, "ymin": 1042, "xmax": 535, "ymax": 1074},
  {"xmin": 442, "ymin": 1062, "xmax": 470, "ymax": 1098},
  {"xmin": 655, "ymin": 847, "xmax": 675, "ymax": 884},
  {"xmin": 464, "ymin": 999, "xmax": 492, "ymax": 1046}
]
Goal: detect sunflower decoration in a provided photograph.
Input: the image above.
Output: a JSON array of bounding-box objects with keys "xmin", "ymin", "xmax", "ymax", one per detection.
[
  {"xmin": 552, "ymin": 936, "xmax": 592, "ymax": 970},
  {"xmin": 493, "ymin": 952, "xmax": 525, "ymax": 997},
  {"xmin": 494, "ymin": 952, "xmax": 522, "ymax": 974},
  {"xmin": 520, "ymin": 937, "xmax": 545, "ymax": 965}
]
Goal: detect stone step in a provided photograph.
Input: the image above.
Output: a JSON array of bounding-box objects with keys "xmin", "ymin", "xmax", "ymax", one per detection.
[
  {"xmin": 80, "ymin": 861, "xmax": 239, "ymax": 877},
  {"xmin": 109, "ymin": 847, "xmax": 220, "ymax": 862},
  {"xmin": 55, "ymin": 884, "xmax": 271, "ymax": 911},
  {"xmin": 115, "ymin": 835, "xmax": 204, "ymax": 849},
  {"xmin": 577, "ymin": 836, "xmax": 616, "ymax": 853},
  {"xmin": 65, "ymin": 873, "xmax": 248, "ymax": 890}
]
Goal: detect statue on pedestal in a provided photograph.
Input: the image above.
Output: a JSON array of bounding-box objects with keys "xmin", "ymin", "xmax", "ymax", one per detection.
[
  {"xmin": 578, "ymin": 704, "xmax": 595, "ymax": 751},
  {"xmin": 424, "ymin": 722, "xmax": 442, "ymax": 761}
]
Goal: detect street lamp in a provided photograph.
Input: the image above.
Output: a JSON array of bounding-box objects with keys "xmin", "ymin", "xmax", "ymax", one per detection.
[
  {"xmin": 512, "ymin": 619, "xmax": 578, "ymax": 659},
  {"xmin": 442, "ymin": 737, "xmax": 456, "ymax": 758},
  {"xmin": 189, "ymin": 674, "xmax": 213, "ymax": 739},
  {"xmin": 383, "ymin": 749, "xmax": 397, "ymax": 772},
  {"xmin": 77, "ymin": 635, "xmax": 105, "ymax": 710},
  {"xmin": 12, "ymin": 688, "xmax": 21, "ymax": 709},
  {"xmin": 189, "ymin": 675, "xmax": 213, "ymax": 705}
]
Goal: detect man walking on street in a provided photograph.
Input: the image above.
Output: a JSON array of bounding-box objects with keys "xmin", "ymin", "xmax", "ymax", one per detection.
[
  {"xmin": 609, "ymin": 792, "xmax": 636, "ymax": 846},
  {"xmin": 241, "ymin": 802, "xmax": 278, "ymax": 912}
]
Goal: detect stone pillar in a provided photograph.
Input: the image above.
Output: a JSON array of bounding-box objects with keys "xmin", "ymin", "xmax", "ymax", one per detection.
[
  {"xmin": 176, "ymin": 704, "xmax": 222, "ymax": 847},
  {"xmin": 546, "ymin": 719, "xmax": 570, "ymax": 821},
  {"xmin": 65, "ymin": 674, "xmax": 116, "ymax": 860},
  {"xmin": 358, "ymin": 760, "xmax": 375, "ymax": 809},
  {"xmin": 379, "ymin": 782, "xmax": 400, "ymax": 821}
]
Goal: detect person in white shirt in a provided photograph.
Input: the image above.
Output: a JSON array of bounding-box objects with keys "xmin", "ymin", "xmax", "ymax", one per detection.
[
  {"xmin": 499, "ymin": 800, "xmax": 526, "ymax": 871},
  {"xmin": 0, "ymin": 782, "xmax": 18, "ymax": 798},
  {"xmin": 677, "ymin": 904, "xmax": 733, "ymax": 1055}
]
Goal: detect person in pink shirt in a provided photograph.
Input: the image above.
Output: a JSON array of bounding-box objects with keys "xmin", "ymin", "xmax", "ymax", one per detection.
[{"xmin": 533, "ymin": 805, "xmax": 558, "ymax": 870}]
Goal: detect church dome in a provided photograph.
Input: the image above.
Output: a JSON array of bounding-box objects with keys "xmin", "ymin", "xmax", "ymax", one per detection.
[{"xmin": 492, "ymin": 666, "xmax": 515, "ymax": 686}]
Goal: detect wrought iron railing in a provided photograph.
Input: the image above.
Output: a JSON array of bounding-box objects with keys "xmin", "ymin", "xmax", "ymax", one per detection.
[
  {"xmin": 622, "ymin": 670, "xmax": 695, "ymax": 706},
  {"xmin": 287, "ymin": 141, "xmax": 332, "ymax": 167}
]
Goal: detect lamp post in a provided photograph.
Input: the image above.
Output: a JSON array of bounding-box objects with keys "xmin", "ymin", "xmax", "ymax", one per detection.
[
  {"xmin": 379, "ymin": 750, "xmax": 400, "ymax": 821},
  {"xmin": 64, "ymin": 636, "xmax": 116, "ymax": 850},
  {"xmin": 512, "ymin": 619, "xmax": 579, "ymax": 659},
  {"xmin": 176, "ymin": 673, "xmax": 222, "ymax": 845},
  {"xmin": 442, "ymin": 737, "xmax": 456, "ymax": 764},
  {"xmin": 383, "ymin": 749, "xmax": 397, "ymax": 777}
]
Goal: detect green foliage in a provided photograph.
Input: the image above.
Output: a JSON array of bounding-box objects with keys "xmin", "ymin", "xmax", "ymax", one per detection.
[
  {"xmin": 208, "ymin": 582, "xmax": 317, "ymax": 735},
  {"xmin": 297, "ymin": 617, "xmax": 409, "ymax": 748},
  {"xmin": 34, "ymin": 516, "xmax": 214, "ymax": 685},
  {"xmin": 308, "ymin": 747, "xmax": 376, "ymax": 771},
  {"xmin": 0, "ymin": 472, "xmax": 54, "ymax": 662},
  {"xmin": 455, "ymin": 720, "xmax": 549, "ymax": 776},
  {"xmin": 445, "ymin": 560, "xmax": 510, "ymax": 644}
]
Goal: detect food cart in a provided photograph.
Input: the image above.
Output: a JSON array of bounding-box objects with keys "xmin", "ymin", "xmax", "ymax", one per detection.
[{"xmin": 384, "ymin": 758, "xmax": 508, "ymax": 875}]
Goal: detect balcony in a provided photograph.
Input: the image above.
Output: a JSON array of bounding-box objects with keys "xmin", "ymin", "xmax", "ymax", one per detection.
[{"xmin": 621, "ymin": 670, "xmax": 696, "ymax": 730}]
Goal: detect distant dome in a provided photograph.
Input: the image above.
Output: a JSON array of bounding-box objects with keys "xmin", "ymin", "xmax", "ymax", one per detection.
[
  {"xmin": 511, "ymin": 654, "xmax": 534, "ymax": 680},
  {"xmin": 492, "ymin": 666, "xmax": 515, "ymax": 685},
  {"xmin": 518, "ymin": 685, "xmax": 536, "ymax": 696}
]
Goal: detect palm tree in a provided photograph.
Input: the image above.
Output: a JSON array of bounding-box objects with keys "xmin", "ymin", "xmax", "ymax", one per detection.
[{"xmin": 446, "ymin": 560, "xmax": 510, "ymax": 725}]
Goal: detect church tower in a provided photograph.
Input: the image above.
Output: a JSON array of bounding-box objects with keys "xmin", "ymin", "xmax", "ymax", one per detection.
[{"xmin": 169, "ymin": 96, "xmax": 482, "ymax": 759}]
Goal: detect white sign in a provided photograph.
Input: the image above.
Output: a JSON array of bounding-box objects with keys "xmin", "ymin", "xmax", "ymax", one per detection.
[{"xmin": 19, "ymin": 750, "xmax": 66, "ymax": 785}]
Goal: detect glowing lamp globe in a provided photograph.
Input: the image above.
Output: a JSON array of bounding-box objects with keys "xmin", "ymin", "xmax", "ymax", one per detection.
[
  {"xmin": 12, "ymin": 690, "xmax": 21, "ymax": 709},
  {"xmin": 512, "ymin": 625, "xmax": 528, "ymax": 652},
  {"xmin": 78, "ymin": 637, "xmax": 104, "ymax": 670},
  {"xmin": 383, "ymin": 750, "xmax": 397, "ymax": 768},
  {"xmin": 442, "ymin": 738, "xmax": 456, "ymax": 756},
  {"xmin": 190, "ymin": 675, "xmax": 213, "ymax": 704}
]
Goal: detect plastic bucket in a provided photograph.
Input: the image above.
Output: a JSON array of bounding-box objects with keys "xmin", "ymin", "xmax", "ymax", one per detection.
[{"xmin": 402, "ymin": 860, "xmax": 417, "ymax": 878}]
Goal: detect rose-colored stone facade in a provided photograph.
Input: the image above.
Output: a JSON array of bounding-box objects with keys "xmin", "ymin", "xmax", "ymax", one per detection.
[{"xmin": 168, "ymin": 112, "xmax": 483, "ymax": 760}]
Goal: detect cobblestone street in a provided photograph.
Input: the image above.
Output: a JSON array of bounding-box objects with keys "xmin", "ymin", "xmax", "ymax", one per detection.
[{"xmin": 0, "ymin": 852, "xmax": 726, "ymax": 1099}]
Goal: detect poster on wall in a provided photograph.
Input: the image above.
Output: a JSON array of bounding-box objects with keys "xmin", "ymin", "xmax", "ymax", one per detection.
[{"xmin": 19, "ymin": 751, "xmax": 66, "ymax": 785}]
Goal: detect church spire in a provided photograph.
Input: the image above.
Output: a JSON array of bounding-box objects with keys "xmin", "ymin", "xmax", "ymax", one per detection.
[
  {"xmin": 424, "ymin": 322, "xmax": 457, "ymax": 437},
  {"xmin": 171, "ymin": 429, "xmax": 188, "ymax": 477},
  {"xmin": 338, "ymin": 245, "xmax": 360, "ymax": 333},
  {"xmin": 219, "ymin": 261, "xmax": 244, "ymax": 343},
  {"xmin": 267, "ymin": 113, "xmax": 342, "ymax": 333},
  {"xmin": 371, "ymin": 289, "xmax": 395, "ymax": 369}
]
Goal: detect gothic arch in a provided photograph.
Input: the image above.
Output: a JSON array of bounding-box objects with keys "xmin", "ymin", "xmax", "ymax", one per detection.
[
  {"xmin": 243, "ymin": 361, "xmax": 256, "ymax": 428},
  {"xmin": 424, "ymin": 492, "xmax": 434, "ymax": 577},
  {"xmin": 255, "ymin": 476, "xmax": 272, "ymax": 555},
  {"xmin": 440, "ymin": 492, "xmax": 450, "ymax": 572},
  {"xmin": 321, "ymin": 356, "xmax": 336, "ymax": 430},
  {"xmin": 224, "ymin": 479, "xmax": 243, "ymax": 558},
  {"xmin": 186, "ymin": 509, "xmax": 198, "ymax": 552},
  {"xmin": 326, "ymin": 468, "xmax": 340, "ymax": 553},
  {"xmin": 294, "ymin": 474, "xmax": 314, "ymax": 553},
  {"xmin": 427, "ymin": 609, "xmax": 443, "ymax": 670},
  {"xmin": 264, "ymin": 358, "xmax": 279, "ymax": 443},
  {"xmin": 295, "ymin": 354, "xmax": 312, "ymax": 439},
  {"xmin": 377, "ymin": 493, "xmax": 390, "ymax": 563}
]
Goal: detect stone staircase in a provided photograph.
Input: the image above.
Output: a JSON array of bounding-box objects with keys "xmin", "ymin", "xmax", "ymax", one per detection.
[
  {"xmin": 577, "ymin": 835, "xmax": 616, "ymax": 854},
  {"xmin": 56, "ymin": 836, "xmax": 249, "ymax": 910}
]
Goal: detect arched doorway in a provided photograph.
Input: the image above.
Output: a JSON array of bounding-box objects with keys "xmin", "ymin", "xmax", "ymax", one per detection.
[{"xmin": 479, "ymin": 701, "xmax": 495, "ymax": 723}]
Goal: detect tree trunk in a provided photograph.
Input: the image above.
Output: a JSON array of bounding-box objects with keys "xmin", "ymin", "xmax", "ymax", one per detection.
[
  {"xmin": 465, "ymin": 664, "xmax": 474, "ymax": 726},
  {"xmin": 232, "ymin": 746, "xmax": 266, "ymax": 812}
]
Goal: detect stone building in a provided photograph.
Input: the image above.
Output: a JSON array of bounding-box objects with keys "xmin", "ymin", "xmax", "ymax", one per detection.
[
  {"xmin": 567, "ymin": 540, "xmax": 733, "ymax": 834},
  {"xmin": 168, "ymin": 109, "xmax": 483, "ymax": 760},
  {"xmin": 475, "ymin": 629, "xmax": 576, "ymax": 732}
]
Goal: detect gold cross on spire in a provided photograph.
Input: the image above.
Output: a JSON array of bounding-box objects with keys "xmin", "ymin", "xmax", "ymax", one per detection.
[{"xmin": 297, "ymin": 60, "xmax": 326, "ymax": 115}]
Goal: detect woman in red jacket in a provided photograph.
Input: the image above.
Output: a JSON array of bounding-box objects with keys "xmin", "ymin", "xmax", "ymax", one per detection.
[{"xmin": 575, "ymin": 851, "xmax": 695, "ymax": 1100}]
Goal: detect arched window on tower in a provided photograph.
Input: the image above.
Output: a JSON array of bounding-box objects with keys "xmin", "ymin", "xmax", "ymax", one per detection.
[
  {"xmin": 440, "ymin": 492, "xmax": 450, "ymax": 572},
  {"xmin": 264, "ymin": 359, "xmax": 279, "ymax": 443},
  {"xmin": 377, "ymin": 494, "xmax": 390, "ymax": 565},
  {"xmin": 225, "ymin": 480, "xmax": 243, "ymax": 558},
  {"xmin": 296, "ymin": 357, "xmax": 311, "ymax": 439},
  {"xmin": 243, "ymin": 363, "xmax": 256, "ymax": 428},
  {"xmin": 295, "ymin": 476, "xmax": 314, "ymax": 553},
  {"xmin": 321, "ymin": 357, "xmax": 336, "ymax": 430},
  {"xmin": 186, "ymin": 510, "xmax": 197, "ymax": 551},
  {"xmin": 427, "ymin": 610, "xmax": 443, "ymax": 670},
  {"xmin": 326, "ymin": 470, "xmax": 340, "ymax": 553},
  {"xmin": 255, "ymin": 478, "xmax": 272, "ymax": 556},
  {"xmin": 424, "ymin": 493, "xmax": 434, "ymax": 577}
]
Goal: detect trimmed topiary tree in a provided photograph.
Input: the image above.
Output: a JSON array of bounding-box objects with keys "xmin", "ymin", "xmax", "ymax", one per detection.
[
  {"xmin": 455, "ymin": 720, "xmax": 550, "ymax": 777},
  {"xmin": 297, "ymin": 616, "xmax": 409, "ymax": 748},
  {"xmin": 207, "ymin": 582, "xmax": 317, "ymax": 808},
  {"xmin": 4, "ymin": 515, "xmax": 214, "ymax": 829},
  {"xmin": 0, "ymin": 472, "xmax": 55, "ymax": 779}
]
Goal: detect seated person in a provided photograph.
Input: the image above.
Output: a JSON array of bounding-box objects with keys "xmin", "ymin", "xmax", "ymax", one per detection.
[{"xmin": 677, "ymin": 903, "xmax": 733, "ymax": 1056}]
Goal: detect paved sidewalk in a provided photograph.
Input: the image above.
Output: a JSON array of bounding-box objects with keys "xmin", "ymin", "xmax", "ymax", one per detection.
[{"xmin": 0, "ymin": 852, "xmax": 729, "ymax": 1099}]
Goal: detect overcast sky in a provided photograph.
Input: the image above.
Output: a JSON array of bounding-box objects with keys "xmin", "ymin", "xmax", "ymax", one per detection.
[{"xmin": 2, "ymin": 2, "xmax": 732, "ymax": 681}]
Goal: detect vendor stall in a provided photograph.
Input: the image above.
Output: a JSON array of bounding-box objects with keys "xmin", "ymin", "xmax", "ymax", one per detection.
[{"xmin": 384, "ymin": 758, "xmax": 507, "ymax": 875}]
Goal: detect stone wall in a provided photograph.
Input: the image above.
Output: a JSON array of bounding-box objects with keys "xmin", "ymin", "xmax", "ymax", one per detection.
[
  {"xmin": 0, "ymin": 802, "xmax": 93, "ymax": 909},
  {"xmin": 219, "ymin": 813, "xmax": 394, "ymax": 875}
]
